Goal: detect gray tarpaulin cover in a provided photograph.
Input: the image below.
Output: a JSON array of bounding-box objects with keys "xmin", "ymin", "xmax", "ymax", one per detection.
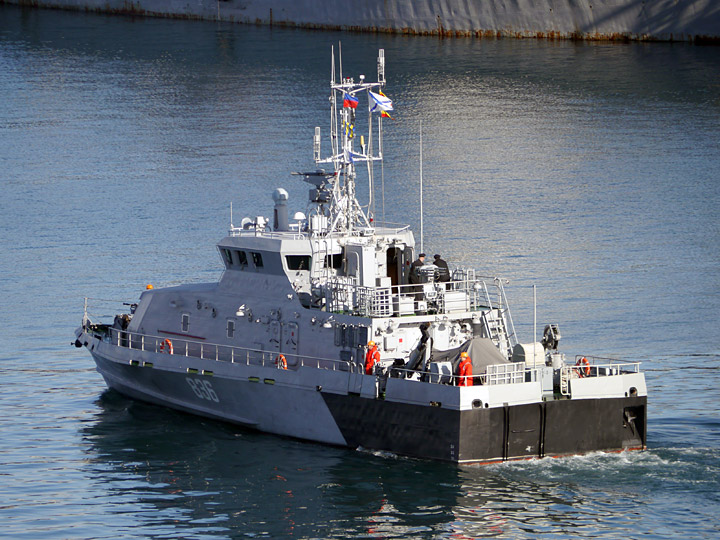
[{"xmin": 432, "ymin": 337, "xmax": 509, "ymax": 372}]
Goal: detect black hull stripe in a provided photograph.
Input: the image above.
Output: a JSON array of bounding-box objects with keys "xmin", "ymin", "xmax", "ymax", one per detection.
[{"xmin": 322, "ymin": 393, "xmax": 647, "ymax": 463}]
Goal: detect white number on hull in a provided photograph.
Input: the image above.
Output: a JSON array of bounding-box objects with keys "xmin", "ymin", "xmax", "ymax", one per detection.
[{"xmin": 186, "ymin": 378, "xmax": 220, "ymax": 402}]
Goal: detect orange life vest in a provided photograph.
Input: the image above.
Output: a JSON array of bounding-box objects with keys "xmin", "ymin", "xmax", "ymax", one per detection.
[
  {"xmin": 458, "ymin": 358, "xmax": 473, "ymax": 386},
  {"xmin": 365, "ymin": 346, "xmax": 380, "ymax": 375}
]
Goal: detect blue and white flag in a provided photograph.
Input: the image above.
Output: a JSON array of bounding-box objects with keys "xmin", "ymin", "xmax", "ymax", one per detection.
[{"xmin": 368, "ymin": 90, "xmax": 393, "ymax": 114}]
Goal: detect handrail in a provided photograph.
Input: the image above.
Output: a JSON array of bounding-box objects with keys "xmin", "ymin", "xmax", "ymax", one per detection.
[
  {"xmin": 390, "ymin": 362, "xmax": 530, "ymax": 386},
  {"xmin": 563, "ymin": 356, "xmax": 641, "ymax": 382},
  {"xmin": 228, "ymin": 228, "xmax": 307, "ymax": 240},
  {"xmin": 391, "ymin": 357, "xmax": 639, "ymax": 389},
  {"xmin": 574, "ymin": 354, "xmax": 641, "ymax": 367},
  {"xmin": 321, "ymin": 275, "xmax": 504, "ymax": 317},
  {"xmin": 91, "ymin": 323, "xmax": 641, "ymax": 389},
  {"xmin": 370, "ymin": 222, "xmax": 411, "ymax": 234},
  {"xmin": 567, "ymin": 362, "xmax": 641, "ymax": 375},
  {"xmin": 99, "ymin": 326, "xmax": 351, "ymax": 373}
]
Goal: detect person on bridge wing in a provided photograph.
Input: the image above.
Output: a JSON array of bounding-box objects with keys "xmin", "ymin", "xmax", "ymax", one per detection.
[
  {"xmin": 433, "ymin": 254, "xmax": 451, "ymax": 283},
  {"xmin": 365, "ymin": 341, "xmax": 380, "ymax": 375}
]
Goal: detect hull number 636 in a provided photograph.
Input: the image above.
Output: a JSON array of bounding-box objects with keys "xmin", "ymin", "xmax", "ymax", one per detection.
[{"xmin": 186, "ymin": 377, "xmax": 220, "ymax": 402}]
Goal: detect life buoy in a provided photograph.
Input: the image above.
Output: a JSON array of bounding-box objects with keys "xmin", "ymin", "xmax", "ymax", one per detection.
[
  {"xmin": 276, "ymin": 354, "xmax": 287, "ymax": 370},
  {"xmin": 160, "ymin": 338, "xmax": 173, "ymax": 355},
  {"xmin": 576, "ymin": 356, "xmax": 590, "ymax": 377}
]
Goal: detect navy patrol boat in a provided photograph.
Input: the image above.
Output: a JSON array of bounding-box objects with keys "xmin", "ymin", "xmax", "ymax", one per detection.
[{"xmin": 75, "ymin": 49, "xmax": 647, "ymax": 463}]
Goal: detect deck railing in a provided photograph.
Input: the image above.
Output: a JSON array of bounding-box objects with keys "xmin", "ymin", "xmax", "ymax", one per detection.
[
  {"xmin": 94, "ymin": 324, "xmax": 640, "ymax": 391},
  {"xmin": 322, "ymin": 272, "xmax": 510, "ymax": 318},
  {"xmin": 391, "ymin": 362, "xmax": 531, "ymax": 387},
  {"xmin": 227, "ymin": 222, "xmax": 411, "ymax": 240},
  {"xmin": 94, "ymin": 319, "xmax": 529, "ymax": 387},
  {"xmin": 559, "ymin": 355, "xmax": 642, "ymax": 395},
  {"xmin": 103, "ymin": 326, "xmax": 352, "ymax": 372}
]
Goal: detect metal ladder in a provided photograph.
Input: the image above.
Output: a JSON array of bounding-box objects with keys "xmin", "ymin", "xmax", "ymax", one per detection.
[
  {"xmin": 479, "ymin": 280, "xmax": 516, "ymax": 359},
  {"xmin": 494, "ymin": 278, "xmax": 518, "ymax": 351},
  {"xmin": 560, "ymin": 368, "xmax": 570, "ymax": 395},
  {"xmin": 482, "ymin": 310, "xmax": 513, "ymax": 359}
]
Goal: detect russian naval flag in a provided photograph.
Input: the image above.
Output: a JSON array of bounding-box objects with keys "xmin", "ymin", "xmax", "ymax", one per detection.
[{"xmin": 368, "ymin": 90, "xmax": 393, "ymax": 114}]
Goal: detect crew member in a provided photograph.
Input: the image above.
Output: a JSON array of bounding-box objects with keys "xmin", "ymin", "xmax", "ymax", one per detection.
[
  {"xmin": 409, "ymin": 253, "xmax": 426, "ymax": 303},
  {"xmin": 433, "ymin": 254, "xmax": 451, "ymax": 283},
  {"xmin": 408, "ymin": 253, "xmax": 426, "ymax": 284},
  {"xmin": 365, "ymin": 341, "xmax": 380, "ymax": 375},
  {"xmin": 276, "ymin": 353, "xmax": 287, "ymax": 370},
  {"xmin": 457, "ymin": 351, "xmax": 473, "ymax": 386}
]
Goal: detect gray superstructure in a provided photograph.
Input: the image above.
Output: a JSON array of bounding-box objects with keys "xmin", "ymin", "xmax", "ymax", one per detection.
[{"xmin": 75, "ymin": 49, "xmax": 647, "ymax": 463}]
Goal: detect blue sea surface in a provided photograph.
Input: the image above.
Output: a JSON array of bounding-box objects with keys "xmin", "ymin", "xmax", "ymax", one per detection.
[{"xmin": 1, "ymin": 5, "xmax": 719, "ymax": 538}]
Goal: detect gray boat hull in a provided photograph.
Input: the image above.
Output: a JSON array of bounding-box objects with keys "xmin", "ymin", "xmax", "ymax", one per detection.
[{"xmin": 88, "ymin": 339, "xmax": 646, "ymax": 463}]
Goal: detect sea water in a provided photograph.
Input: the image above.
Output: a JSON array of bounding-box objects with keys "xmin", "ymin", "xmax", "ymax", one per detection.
[{"xmin": 1, "ymin": 5, "xmax": 719, "ymax": 538}]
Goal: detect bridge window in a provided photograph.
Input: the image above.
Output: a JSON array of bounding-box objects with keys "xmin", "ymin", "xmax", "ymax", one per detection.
[
  {"xmin": 236, "ymin": 250, "xmax": 248, "ymax": 267},
  {"xmin": 286, "ymin": 255, "xmax": 311, "ymax": 271},
  {"xmin": 221, "ymin": 249, "xmax": 232, "ymax": 266},
  {"xmin": 251, "ymin": 252, "xmax": 264, "ymax": 268},
  {"xmin": 324, "ymin": 252, "xmax": 343, "ymax": 269}
]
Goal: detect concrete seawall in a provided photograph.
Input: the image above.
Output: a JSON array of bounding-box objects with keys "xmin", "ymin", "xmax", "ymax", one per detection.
[{"xmin": 3, "ymin": 0, "xmax": 719, "ymax": 42}]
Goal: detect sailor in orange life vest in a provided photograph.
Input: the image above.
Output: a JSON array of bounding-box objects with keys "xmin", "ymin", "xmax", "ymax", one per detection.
[
  {"xmin": 365, "ymin": 341, "xmax": 380, "ymax": 375},
  {"xmin": 457, "ymin": 351, "xmax": 473, "ymax": 386}
]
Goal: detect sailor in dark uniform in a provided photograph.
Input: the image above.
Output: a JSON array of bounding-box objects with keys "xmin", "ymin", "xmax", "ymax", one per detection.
[
  {"xmin": 409, "ymin": 253, "xmax": 426, "ymax": 284},
  {"xmin": 433, "ymin": 254, "xmax": 451, "ymax": 282},
  {"xmin": 409, "ymin": 253, "xmax": 426, "ymax": 302}
]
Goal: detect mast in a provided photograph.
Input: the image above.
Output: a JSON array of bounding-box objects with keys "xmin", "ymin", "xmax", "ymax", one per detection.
[
  {"xmin": 311, "ymin": 47, "xmax": 387, "ymax": 236},
  {"xmin": 420, "ymin": 119, "xmax": 424, "ymax": 254}
]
